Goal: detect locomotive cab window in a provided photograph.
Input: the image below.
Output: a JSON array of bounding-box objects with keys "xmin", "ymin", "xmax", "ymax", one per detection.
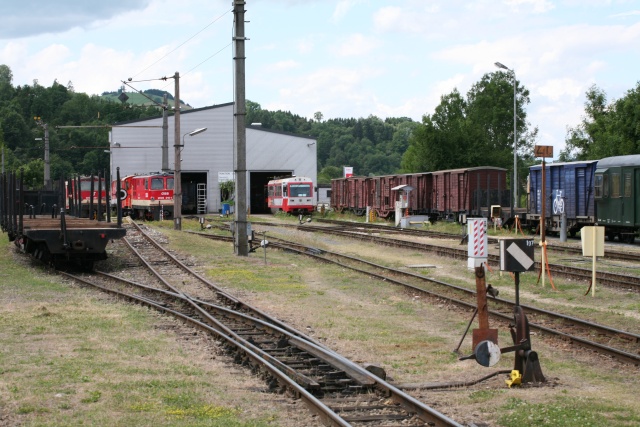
[
  {"xmin": 167, "ymin": 178, "xmax": 174, "ymax": 190},
  {"xmin": 290, "ymin": 184, "xmax": 311, "ymax": 197},
  {"xmin": 151, "ymin": 178, "xmax": 163, "ymax": 190}
]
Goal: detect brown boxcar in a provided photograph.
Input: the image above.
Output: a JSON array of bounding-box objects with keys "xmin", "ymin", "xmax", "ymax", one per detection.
[
  {"xmin": 331, "ymin": 166, "xmax": 507, "ymax": 221},
  {"xmin": 432, "ymin": 166, "xmax": 507, "ymax": 220},
  {"xmin": 331, "ymin": 176, "xmax": 370, "ymax": 215}
]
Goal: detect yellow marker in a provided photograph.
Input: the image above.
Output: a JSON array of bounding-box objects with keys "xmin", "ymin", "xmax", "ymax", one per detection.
[{"xmin": 505, "ymin": 370, "xmax": 522, "ymax": 388}]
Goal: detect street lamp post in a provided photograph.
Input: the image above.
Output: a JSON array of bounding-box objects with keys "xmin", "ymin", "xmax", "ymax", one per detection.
[
  {"xmin": 495, "ymin": 61, "xmax": 517, "ymax": 218},
  {"xmin": 174, "ymin": 127, "xmax": 207, "ymax": 230}
]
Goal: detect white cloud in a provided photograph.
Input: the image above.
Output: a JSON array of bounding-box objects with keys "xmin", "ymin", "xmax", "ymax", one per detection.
[
  {"xmin": 535, "ymin": 78, "xmax": 584, "ymax": 102},
  {"xmin": 504, "ymin": 0, "xmax": 555, "ymax": 14},
  {"xmin": 331, "ymin": 0, "xmax": 365, "ymax": 24},
  {"xmin": 265, "ymin": 60, "xmax": 301, "ymax": 72},
  {"xmin": 334, "ymin": 34, "xmax": 379, "ymax": 57}
]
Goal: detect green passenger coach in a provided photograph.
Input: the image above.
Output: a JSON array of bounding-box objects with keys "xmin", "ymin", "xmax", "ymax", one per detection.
[{"xmin": 594, "ymin": 155, "xmax": 640, "ymax": 243}]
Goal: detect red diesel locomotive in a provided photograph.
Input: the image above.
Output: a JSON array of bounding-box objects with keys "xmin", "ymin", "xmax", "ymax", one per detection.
[{"xmin": 112, "ymin": 172, "xmax": 174, "ymax": 220}]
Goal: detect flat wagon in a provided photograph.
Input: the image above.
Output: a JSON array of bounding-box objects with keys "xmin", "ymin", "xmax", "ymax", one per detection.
[{"xmin": 2, "ymin": 171, "xmax": 126, "ymax": 270}]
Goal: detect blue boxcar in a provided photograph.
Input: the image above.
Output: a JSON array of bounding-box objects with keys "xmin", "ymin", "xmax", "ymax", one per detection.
[{"xmin": 527, "ymin": 160, "xmax": 598, "ymax": 236}]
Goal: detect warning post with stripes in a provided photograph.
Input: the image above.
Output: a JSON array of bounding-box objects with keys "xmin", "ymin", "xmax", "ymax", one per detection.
[{"xmin": 467, "ymin": 218, "xmax": 488, "ymax": 269}]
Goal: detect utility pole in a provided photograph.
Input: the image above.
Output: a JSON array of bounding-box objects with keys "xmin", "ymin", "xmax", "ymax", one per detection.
[
  {"xmin": 162, "ymin": 93, "xmax": 169, "ymax": 172},
  {"xmin": 233, "ymin": 0, "xmax": 249, "ymax": 256},
  {"xmin": 44, "ymin": 123, "xmax": 50, "ymax": 190},
  {"xmin": 34, "ymin": 118, "xmax": 51, "ymax": 190},
  {"xmin": 173, "ymin": 72, "xmax": 182, "ymax": 230}
]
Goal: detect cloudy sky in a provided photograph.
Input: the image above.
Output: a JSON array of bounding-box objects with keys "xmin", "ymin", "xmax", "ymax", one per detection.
[{"xmin": 1, "ymin": 0, "xmax": 639, "ymax": 158}]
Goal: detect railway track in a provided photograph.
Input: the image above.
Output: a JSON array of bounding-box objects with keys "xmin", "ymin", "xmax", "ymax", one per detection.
[
  {"xmin": 61, "ymin": 221, "xmax": 467, "ymax": 427},
  {"xmin": 191, "ymin": 230, "xmax": 640, "ymax": 366},
  {"xmin": 250, "ymin": 219, "xmax": 640, "ymax": 291},
  {"xmin": 313, "ymin": 218, "xmax": 640, "ymax": 263}
]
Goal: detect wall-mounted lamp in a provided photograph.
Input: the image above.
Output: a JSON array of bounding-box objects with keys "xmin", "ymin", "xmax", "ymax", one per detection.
[{"xmin": 307, "ymin": 142, "xmax": 316, "ymax": 147}]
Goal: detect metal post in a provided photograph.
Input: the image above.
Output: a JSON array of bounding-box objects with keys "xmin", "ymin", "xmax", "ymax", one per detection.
[
  {"xmin": 162, "ymin": 93, "xmax": 169, "ymax": 172},
  {"xmin": 173, "ymin": 72, "xmax": 182, "ymax": 230},
  {"xmin": 540, "ymin": 158, "xmax": 546, "ymax": 288},
  {"xmin": 233, "ymin": 0, "xmax": 249, "ymax": 256},
  {"xmin": 512, "ymin": 72, "xmax": 517, "ymax": 213},
  {"xmin": 44, "ymin": 123, "xmax": 51, "ymax": 190}
]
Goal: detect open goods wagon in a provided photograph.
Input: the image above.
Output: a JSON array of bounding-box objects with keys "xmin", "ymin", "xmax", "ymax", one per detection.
[{"xmin": 2, "ymin": 171, "xmax": 126, "ymax": 270}]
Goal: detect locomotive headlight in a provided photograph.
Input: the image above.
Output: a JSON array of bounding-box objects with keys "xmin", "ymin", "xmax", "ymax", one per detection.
[{"xmin": 150, "ymin": 197, "xmax": 155, "ymax": 201}]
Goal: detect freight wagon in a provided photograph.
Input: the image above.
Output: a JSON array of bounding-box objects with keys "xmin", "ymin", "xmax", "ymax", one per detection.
[
  {"xmin": 331, "ymin": 166, "xmax": 509, "ymax": 221},
  {"xmin": 527, "ymin": 160, "xmax": 597, "ymax": 237},
  {"xmin": 2, "ymin": 171, "xmax": 126, "ymax": 270},
  {"xmin": 526, "ymin": 155, "xmax": 640, "ymax": 243}
]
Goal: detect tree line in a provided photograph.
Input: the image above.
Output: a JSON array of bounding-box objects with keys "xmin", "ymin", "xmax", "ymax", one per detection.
[
  {"xmin": 2, "ymin": 62, "xmax": 638, "ymax": 192},
  {"xmin": 0, "ymin": 65, "xmax": 160, "ymax": 189}
]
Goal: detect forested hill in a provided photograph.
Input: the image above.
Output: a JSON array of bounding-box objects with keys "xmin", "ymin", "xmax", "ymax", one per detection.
[{"xmin": 245, "ymin": 100, "xmax": 419, "ymax": 183}]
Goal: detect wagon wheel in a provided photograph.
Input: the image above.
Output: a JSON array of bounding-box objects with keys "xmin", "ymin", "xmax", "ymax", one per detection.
[{"xmin": 606, "ymin": 231, "xmax": 616, "ymax": 242}]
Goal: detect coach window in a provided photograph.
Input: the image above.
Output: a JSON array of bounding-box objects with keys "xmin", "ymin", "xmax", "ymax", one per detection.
[
  {"xmin": 624, "ymin": 172, "xmax": 632, "ymax": 197},
  {"xmin": 611, "ymin": 173, "xmax": 620, "ymax": 198},
  {"xmin": 151, "ymin": 178, "xmax": 163, "ymax": 190},
  {"xmin": 594, "ymin": 174, "xmax": 603, "ymax": 198},
  {"xmin": 603, "ymin": 174, "xmax": 609, "ymax": 198}
]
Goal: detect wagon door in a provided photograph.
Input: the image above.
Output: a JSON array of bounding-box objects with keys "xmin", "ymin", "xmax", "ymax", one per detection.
[
  {"xmin": 635, "ymin": 169, "xmax": 640, "ymax": 228},
  {"xmin": 621, "ymin": 168, "xmax": 634, "ymax": 227}
]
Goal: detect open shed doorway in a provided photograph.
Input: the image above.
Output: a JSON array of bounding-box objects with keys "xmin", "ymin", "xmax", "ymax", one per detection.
[
  {"xmin": 250, "ymin": 171, "xmax": 292, "ymax": 214},
  {"xmin": 180, "ymin": 172, "xmax": 208, "ymax": 215}
]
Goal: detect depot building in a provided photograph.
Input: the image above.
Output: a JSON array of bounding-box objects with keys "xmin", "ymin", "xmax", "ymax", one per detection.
[{"xmin": 109, "ymin": 102, "xmax": 317, "ymax": 215}]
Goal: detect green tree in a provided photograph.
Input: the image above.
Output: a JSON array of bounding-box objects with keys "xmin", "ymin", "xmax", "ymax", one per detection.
[
  {"xmin": 317, "ymin": 165, "xmax": 342, "ymax": 184},
  {"xmin": 402, "ymin": 72, "xmax": 536, "ymax": 194},
  {"xmin": 562, "ymin": 83, "xmax": 640, "ymax": 160}
]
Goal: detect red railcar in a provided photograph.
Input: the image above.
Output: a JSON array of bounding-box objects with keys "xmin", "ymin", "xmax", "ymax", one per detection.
[
  {"xmin": 112, "ymin": 173, "xmax": 174, "ymax": 220},
  {"xmin": 267, "ymin": 176, "xmax": 314, "ymax": 214},
  {"xmin": 65, "ymin": 176, "xmax": 108, "ymax": 218}
]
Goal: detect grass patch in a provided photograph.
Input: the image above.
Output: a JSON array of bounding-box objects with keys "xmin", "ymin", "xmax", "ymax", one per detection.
[{"xmin": 498, "ymin": 396, "xmax": 640, "ymax": 427}]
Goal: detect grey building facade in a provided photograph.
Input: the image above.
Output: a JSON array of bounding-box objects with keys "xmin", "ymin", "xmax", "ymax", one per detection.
[{"xmin": 109, "ymin": 102, "xmax": 317, "ymax": 214}]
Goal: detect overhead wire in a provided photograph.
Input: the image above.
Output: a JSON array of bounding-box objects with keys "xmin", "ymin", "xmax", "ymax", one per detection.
[{"xmin": 130, "ymin": 7, "xmax": 233, "ymax": 81}]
